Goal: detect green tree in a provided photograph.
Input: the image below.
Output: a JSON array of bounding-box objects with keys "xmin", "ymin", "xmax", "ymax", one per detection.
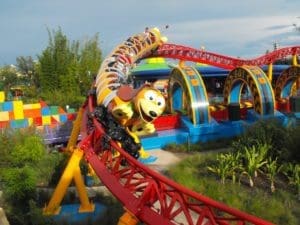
[
  {"xmin": 0, "ymin": 65, "xmax": 19, "ymax": 92},
  {"xmin": 78, "ymin": 33, "xmax": 102, "ymax": 95},
  {"xmin": 16, "ymin": 56, "xmax": 35, "ymax": 81},
  {"xmin": 36, "ymin": 27, "xmax": 102, "ymax": 107}
]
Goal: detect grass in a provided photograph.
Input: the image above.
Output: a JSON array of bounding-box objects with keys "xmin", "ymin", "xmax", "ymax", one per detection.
[{"xmin": 168, "ymin": 153, "xmax": 300, "ymax": 225}]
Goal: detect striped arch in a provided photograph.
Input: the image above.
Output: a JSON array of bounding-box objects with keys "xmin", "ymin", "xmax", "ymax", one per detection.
[
  {"xmin": 168, "ymin": 66, "xmax": 210, "ymax": 124},
  {"xmin": 223, "ymin": 66, "xmax": 275, "ymax": 115},
  {"xmin": 274, "ymin": 66, "xmax": 300, "ymax": 99}
]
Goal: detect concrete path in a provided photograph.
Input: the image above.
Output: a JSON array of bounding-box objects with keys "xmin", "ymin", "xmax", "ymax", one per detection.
[
  {"xmin": 145, "ymin": 149, "xmax": 188, "ymax": 173},
  {"xmin": 0, "ymin": 208, "xmax": 9, "ymax": 225}
]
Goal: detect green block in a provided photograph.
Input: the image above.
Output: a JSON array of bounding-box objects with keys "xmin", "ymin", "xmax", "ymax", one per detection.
[
  {"xmin": 67, "ymin": 108, "xmax": 76, "ymax": 113},
  {"xmin": 50, "ymin": 106, "xmax": 59, "ymax": 115}
]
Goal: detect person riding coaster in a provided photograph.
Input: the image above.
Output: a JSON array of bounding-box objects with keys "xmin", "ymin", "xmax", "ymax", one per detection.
[
  {"xmin": 95, "ymin": 27, "xmax": 168, "ymax": 162},
  {"xmin": 110, "ymin": 84, "xmax": 166, "ymax": 161}
]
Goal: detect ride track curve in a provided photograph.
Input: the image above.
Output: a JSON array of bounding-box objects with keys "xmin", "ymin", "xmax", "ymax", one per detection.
[
  {"xmin": 47, "ymin": 27, "xmax": 299, "ymax": 224},
  {"xmin": 153, "ymin": 43, "xmax": 300, "ymax": 69},
  {"xmin": 82, "ymin": 28, "xmax": 293, "ymax": 224},
  {"xmin": 78, "ymin": 92, "xmax": 274, "ymax": 225}
]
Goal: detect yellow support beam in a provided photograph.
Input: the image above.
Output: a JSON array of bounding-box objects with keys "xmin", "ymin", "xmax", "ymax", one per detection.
[
  {"xmin": 66, "ymin": 107, "xmax": 84, "ymax": 152},
  {"xmin": 292, "ymin": 54, "xmax": 298, "ymax": 66},
  {"xmin": 43, "ymin": 148, "xmax": 94, "ymax": 215},
  {"xmin": 267, "ymin": 63, "xmax": 273, "ymax": 82},
  {"xmin": 179, "ymin": 60, "xmax": 185, "ymax": 68},
  {"xmin": 73, "ymin": 161, "xmax": 95, "ymax": 213}
]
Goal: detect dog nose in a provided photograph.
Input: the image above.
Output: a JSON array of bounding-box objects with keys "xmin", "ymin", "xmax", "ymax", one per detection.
[{"xmin": 149, "ymin": 111, "xmax": 157, "ymax": 117}]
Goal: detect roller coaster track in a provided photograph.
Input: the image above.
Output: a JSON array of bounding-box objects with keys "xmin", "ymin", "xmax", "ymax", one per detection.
[
  {"xmin": 79, "ymin": 93, "xmax": 274, "ymax": 225},
  {"xmin": 46, "ymin": 28, "xmax": 299, "ymax": 224},
  {"xmin": 154, "ymin": 43, "xmax": 300, "ymax": 69}
]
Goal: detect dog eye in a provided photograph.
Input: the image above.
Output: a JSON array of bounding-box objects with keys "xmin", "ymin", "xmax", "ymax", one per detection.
[
  {"xmin": 144, "ymin": 90, "xmax": 157, "ymax": 101},
  {"xmin": 156, "ymin": 96, "xmax": 165, "ymax": 108}
]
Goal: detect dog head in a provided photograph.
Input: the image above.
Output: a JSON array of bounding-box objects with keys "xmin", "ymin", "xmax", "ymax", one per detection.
[{"xmin": 133, "ymin": 85, "xmax": 166, "ymax": 123}]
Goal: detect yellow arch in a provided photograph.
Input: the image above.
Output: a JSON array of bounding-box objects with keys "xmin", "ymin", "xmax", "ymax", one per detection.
[
  {"xmin": 168, "ymin": 66, "xmax": 210, "ymax": 124},
  {"xmin": 223, "ymin": 66, "xmax": 275, "ymax": 115},
  {"xmin": 274, "ymin": 66, "xmax": 300, "ymax": 100}
]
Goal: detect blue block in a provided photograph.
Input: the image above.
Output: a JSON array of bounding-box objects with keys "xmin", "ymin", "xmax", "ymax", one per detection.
[
  {"xmin": 10, "ymin": 119, "xmax": 29, "ymax": 128},
  {"xmin": 59, "ymin": 114, "xmax": 67, "ymax": 122},
  {"xmin": 3, "ymin": 101, "xmax": 13, "ymax": 111},
  {"xmin": 41, "ymin": 107, "xmax": 50, "ymax": 115},
  {"xmin": 52, "ymin": 203, "xmax": 107, "ymax": 224},
  {"xmin": 141, "ymin": 129, "xmax": 189, "ymax": 150}
]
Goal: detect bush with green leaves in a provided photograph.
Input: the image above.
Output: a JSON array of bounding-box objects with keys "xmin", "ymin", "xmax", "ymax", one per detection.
[
  {"xmin": 264, "ymin": 157, "xmax": 282, "ymax": 193},
  {"xmin": 207, "ymin": 152, "xmax": 242, "ymax": 184},
  {"xmin": 0, "ymin": 128, "xmax": 64, "ymax": 225},
  {"xmin": 232, "ymin": 119, "xmax": 298, "ymax": 163},
  {"xmin": 241, "ymin": 143, "xmax": 270, "ymax": 187},
  {"xmin": 169, "ymin": 153, "xmax": 300, "ymax": 224},
  {"xmin": 283, "ymin": 163, "xmax": 300, "ymax": 200}
]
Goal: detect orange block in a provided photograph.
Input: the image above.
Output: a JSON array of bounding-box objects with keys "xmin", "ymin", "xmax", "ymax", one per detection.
[
  {"xmin": 58, "ymin": 107, "xmax": 66, "ymax": 114},
  {"xmin": 23, "ymin": 109, "xmax": 42, "ymax": 118},
  {"xmin": 8, "ymin": 111, "xmax": 14, "ymax": 120}
]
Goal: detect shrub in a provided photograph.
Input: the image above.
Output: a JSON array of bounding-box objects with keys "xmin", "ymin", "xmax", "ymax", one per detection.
[
  {"xmin": 169, "ymin": 153, "xmax": 300, "ymax": 224},
  {"xmin": 232, "ymin": 119, "xmax": 294, "ymax": 162}
]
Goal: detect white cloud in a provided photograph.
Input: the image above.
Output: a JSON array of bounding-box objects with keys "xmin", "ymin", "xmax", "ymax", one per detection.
[{"xmin": 164, "ymin": 15, "xmax": 299, "ymax": 58}]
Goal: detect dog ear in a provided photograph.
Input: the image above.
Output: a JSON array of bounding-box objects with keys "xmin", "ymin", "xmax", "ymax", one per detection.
[{"xmin": 117, "ymin": 85, "xmax": 136, "ymax": 101}]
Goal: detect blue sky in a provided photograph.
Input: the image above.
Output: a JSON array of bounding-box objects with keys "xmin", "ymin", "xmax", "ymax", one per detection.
[{"xmin": 0, "ymin": 0, "xmax": 299, "ymax": 65}]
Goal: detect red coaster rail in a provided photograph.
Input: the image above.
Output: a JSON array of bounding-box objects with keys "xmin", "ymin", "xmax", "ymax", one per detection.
[
  {"xmin": 77, "ymin": 93, "xmax": 275, "ymax": 225},
  {"xmin": 154, "ymin": 43, "xmax": 300, "ymax": 69}
]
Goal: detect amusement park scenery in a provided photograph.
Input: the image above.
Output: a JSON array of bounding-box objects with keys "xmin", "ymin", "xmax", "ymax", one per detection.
[{"xmin": 1, "ymin": 1, "xmax": 300, "ymax": 225}]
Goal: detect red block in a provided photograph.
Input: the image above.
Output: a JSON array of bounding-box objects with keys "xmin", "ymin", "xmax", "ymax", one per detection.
[
  {"xmin": 276, "ymin": 99, "xmax": 290, "ymax": 112},
  {"xmin": 34, "ymin": 117, "xmax": 43, "ymax": 126},
  {"xmin": 67, "ymin": 113, "xmax": 77, "ymax": 121},
  {"xmin": 240, "ymin": 107, "xmax": 247, "ymax": 120},
  {"xmin": 0, "ymin": 121, "xmax": 9, "ymax": 128},
  {"xmin": 153, "ymin": 114, "xmax": 180, "ymax": 131}
]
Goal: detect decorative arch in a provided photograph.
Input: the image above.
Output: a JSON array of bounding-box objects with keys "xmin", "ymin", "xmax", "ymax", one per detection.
[
  {"xmin": 223, "ymin": 66, "xmax": 275, "ymax": 115},
  {"xmin": 168, "ymin": 66, "xmax": 210, "ymax": 124},
  {"xmin": 274, "ymin": 66, "xmax": 300, "ymax": 99}
]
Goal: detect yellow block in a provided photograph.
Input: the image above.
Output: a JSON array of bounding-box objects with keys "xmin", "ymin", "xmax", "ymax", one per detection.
[
  {"xmin": 146, "ymin": 57, "xmax": 165, "ymax": 64},
  {"xmin": 28, "ymin": 118, "xmax": 33, "ymax": 126},
  {"xmin": 0, "ymin": 111, "xmax": 9, "ymax": 121},
  {"xmin": 13, "ymin": 101, "xmax": 24, "ymax": 119},
  {"xmin": 23, "ymin": 103, "xmax": 41, "ymax": 110},
  {"xmin": 0, "ymin": 91, "xmax": 5, "ymax": 102},
  {"xmin": 42, "ymin": 116, "xmax": 51, "ymax": 125}
]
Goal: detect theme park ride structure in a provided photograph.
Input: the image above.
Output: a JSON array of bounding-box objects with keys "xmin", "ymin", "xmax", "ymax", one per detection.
[{"xmin": 44, "ymin": 27, "xmax": 300, "ymax": 225}]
